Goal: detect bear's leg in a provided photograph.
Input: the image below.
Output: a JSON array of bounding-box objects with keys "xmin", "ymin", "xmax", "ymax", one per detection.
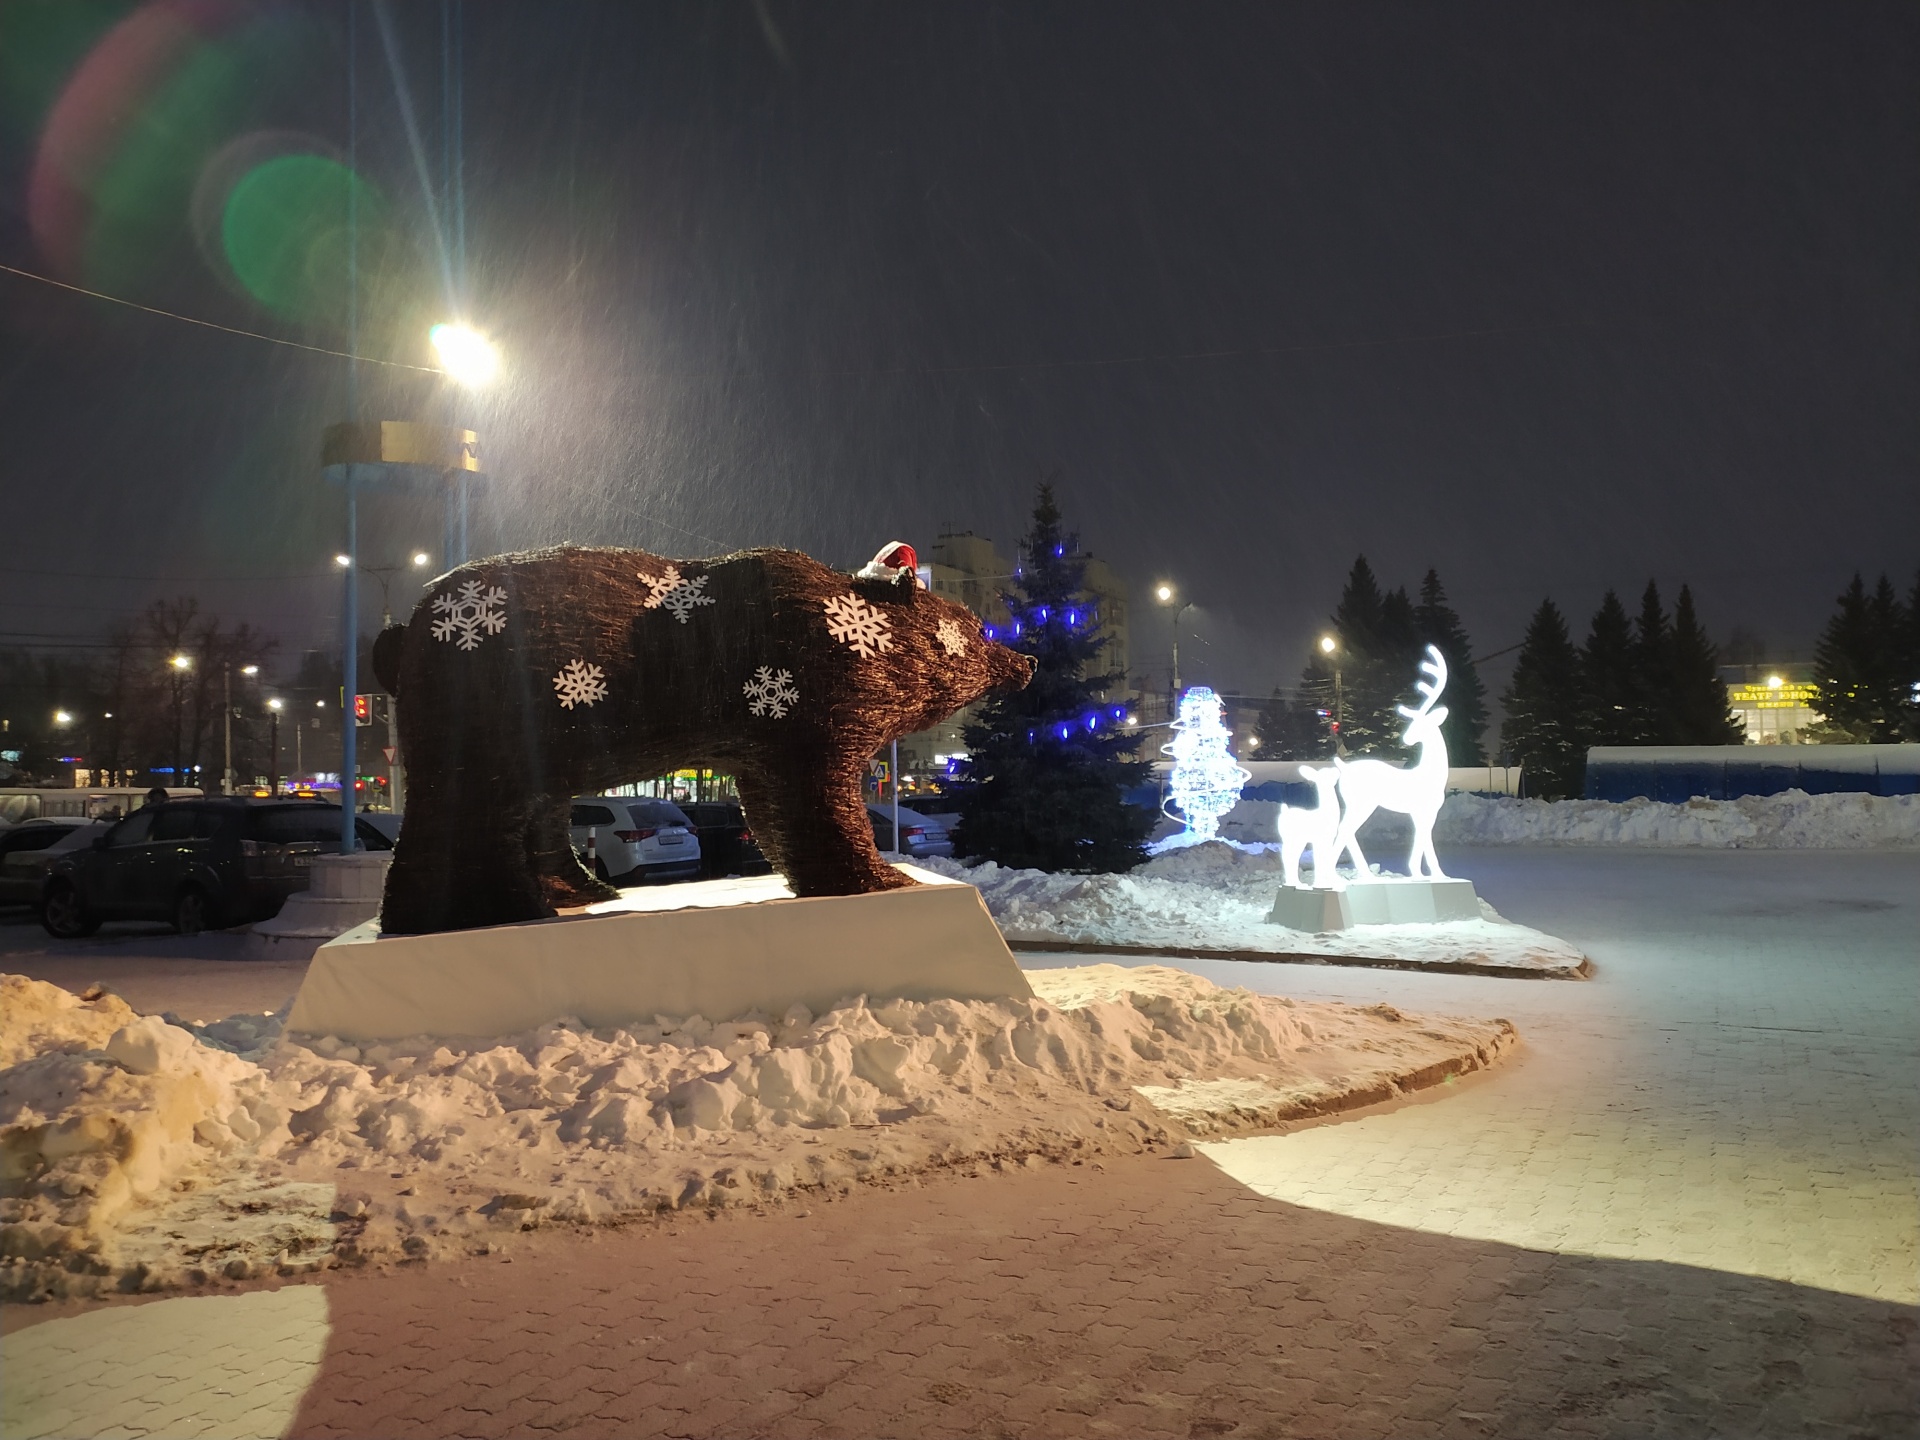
[
  {"xmin": 739, "ymin": 762, "xmax": 914, "ymax": 898},
  {"xmin": 380, "ymin": 775, "xmax": 459, "ymax": 935},
  {"xmin": 528, "ymin": 794, "xmax": 619, "ymax": 909},
  {"xmin": 383, "ymin": 780, "xmax": 553, "ymax": 933}
]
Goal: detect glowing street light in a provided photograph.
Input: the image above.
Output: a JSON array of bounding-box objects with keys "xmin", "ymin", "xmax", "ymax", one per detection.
[
  {"xmin": 412, "ymin": 551, "xmax": 431, "ymax": 568},
  {"xmin": 430, "ymin": 323, "xmax": 500, "ymax": 389},
  {"xmin": 267, "ymin": 698, "xmax": 284, "ymax": 712},
  {"xmin": 1318, "ymin": 635, "xmax": 1345, "ymax": 752},
  {"xmin": 241, "ymin": 664, "xmax": 260, "ymax": 677},
  {"xmin": 53, "ymin": 710, "xmax": 73, "ymax": 726},
  {"xmin": 1157, "ymin": 584, "xmax": 1195, "ymax": 695},
  {"xmin": 169, "ymin": 653, "xmax": 192, "ymax": 671},
  {"xmin": 335, "ymin": 554, "xmax": 353, "ymax": 569}
]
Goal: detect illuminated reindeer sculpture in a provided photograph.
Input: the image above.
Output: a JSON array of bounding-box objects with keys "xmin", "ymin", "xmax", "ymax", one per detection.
[{"xmin": 1324, "ymin": 644, "xmax": 1452, "ymax": 883}]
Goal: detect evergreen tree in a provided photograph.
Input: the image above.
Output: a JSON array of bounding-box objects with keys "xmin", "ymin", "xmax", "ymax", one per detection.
[
  {"xmin": 1580, "ymin": 590, "xmax": 1639, "ymax": 747},
  {"xmin": 1253, "ymin": 684, "xmax": 1331, "ymax": 760},
  {"xmin": 1321, "ymin": 557, "xmax": 1415, "ymax": 754},
  {"xmin": 1668, "ymin": 585, "xmax": 1744, "ymax": 744},
  {"xmin": 1630, "ymin": 581, "xmax": 1674, "ymax": 742},
  {"xmin": 1501, "ymin": 599, "xmax": 1586, "ymax": 799},
  {"xmin": 953, "ymin": 484, "xmax": 1154, "ymax": 871},
  {"xmin": 1812, "ymin": 572, "xmax": 1910, "ymax": 742},
  {"xmin": 1412, "ymin": 568, "xmax": 1488, "ymax": 764},
  {"xmin": 1904, "ymin": 572, "xmax": 1920, "ymax": 741}
]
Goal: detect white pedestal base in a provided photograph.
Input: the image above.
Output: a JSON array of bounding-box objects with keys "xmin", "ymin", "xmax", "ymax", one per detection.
[
  {"xmin": 285, "ymin": 864, "xmax": 1033, "ymax": 1042},
  {"xmin": 1266, "ymin": 886, "xmax": 1354, "ymax": 933},
  {"xmin": 1269, "ymin": 877, "xmax": 1480, "ymax": 932},
  {"xmin": 245, "ymin": 852, "xmax": 392, "ymax": 956}
]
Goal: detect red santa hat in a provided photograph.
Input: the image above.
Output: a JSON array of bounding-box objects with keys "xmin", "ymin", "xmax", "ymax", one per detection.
[{"xmin": 855, "ymin": 541, "xmax": 921, "ymax": 584}]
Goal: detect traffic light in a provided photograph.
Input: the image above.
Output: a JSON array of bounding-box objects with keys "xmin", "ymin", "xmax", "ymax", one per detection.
[{"xmin": 353, "ymin": 694, "xmax": 373, "ymax": 726}]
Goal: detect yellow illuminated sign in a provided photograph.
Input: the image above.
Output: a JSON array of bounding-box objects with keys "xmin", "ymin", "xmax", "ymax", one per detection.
[{"xmin": 1727, "ymin": 683, "xmax": 1818, "ymax": 709}]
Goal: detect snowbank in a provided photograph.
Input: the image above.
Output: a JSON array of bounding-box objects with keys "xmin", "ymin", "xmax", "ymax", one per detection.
[
  {"xmin": 0, "ymin": 978, "xmax": 301, "ymax": 1300},
  {"xmin": 2, "ymin": 968, "xmax": 1517, "ymax": 1299},
  {"xmin": 918, "ymin": 849, "xmax": 1589, "ymax": 976},
  {"xmin": 1434, "ymin": 789, "xmax": 1920, "ymax": 848}
]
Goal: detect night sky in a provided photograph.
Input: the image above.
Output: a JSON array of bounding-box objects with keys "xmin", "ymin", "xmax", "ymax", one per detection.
[{"xmin": 2, "ymin": 2, "xmax": 1914, "ymax": 704}]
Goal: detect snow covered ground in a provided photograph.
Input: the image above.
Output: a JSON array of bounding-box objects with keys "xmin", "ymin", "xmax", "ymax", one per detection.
[
  {"xmin": 1215, "ymin": 788, "xmax": 1918, "ymax": 850},
  {"xmin": 919, "ymin": 848, "xmax": 1591, "ymax": 977},
  {"xmin": 0, "ymin": 966, "xmax": 1515, "ymax": 1301}
]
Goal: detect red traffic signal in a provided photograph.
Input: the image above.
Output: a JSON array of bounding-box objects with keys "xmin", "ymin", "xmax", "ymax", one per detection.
[{"xmin": 353, "ymin": 694, "xmax": 373, "ymax": 726}]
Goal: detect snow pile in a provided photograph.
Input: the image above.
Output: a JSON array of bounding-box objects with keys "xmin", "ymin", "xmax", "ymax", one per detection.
[
  {"xmin": 1435, "ymin": 789, "xmax": 1920, "ymax": 848},
  {"xmin": 1, "ymin": 967, "xmax": 1517, "ymax": 1297},
  {"xmin": 1, "ymin": 978, "xmax": 299, "ymax": 1299},
  {"xmin": 917, "ymin": 849, "xmax": 1588, "ymax": 974}
]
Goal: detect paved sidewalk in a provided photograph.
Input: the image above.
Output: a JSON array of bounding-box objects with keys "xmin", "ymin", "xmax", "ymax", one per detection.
[{"xmin": 3, "ymin": 848, "xmax": 1916, "ymax": 1437}]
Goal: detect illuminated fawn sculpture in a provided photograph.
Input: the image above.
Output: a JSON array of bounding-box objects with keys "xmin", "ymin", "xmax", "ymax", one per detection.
[
  {"xmin": 1323, "ymin": 644, "xmax": 1452, "ymax": 883},
  {"xmin": 1276, "ymin": 764, "xmax": 1342, "ymax": 887}
]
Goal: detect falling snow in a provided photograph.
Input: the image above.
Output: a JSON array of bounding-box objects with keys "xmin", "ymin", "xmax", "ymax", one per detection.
[
  {"xmin": 637, "ymin": 565, "xmax": 716, "ymax": 624},
  {"xmin": 936, "ymin": 616, "xmax": 970, "ymax": 656},
  {"xmin": 552, "ymin": 659, "xmax": 609, "ymax": 709},
  {"xmin": 742, "ymin": 665, "xmax": 799, "ymax": 718},
  {"xmin": 822, "ymin": 592, "xmax": 893, "ymax": 658},
  {"xmin": 429, "ymin": 580, "xmax": 509, "ymax": 651}
]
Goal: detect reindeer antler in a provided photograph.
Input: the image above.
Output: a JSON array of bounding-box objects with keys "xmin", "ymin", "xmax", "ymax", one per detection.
[{"xmin": 1396, "ymin": 643, "xmax": 1448, "ymax": 720}]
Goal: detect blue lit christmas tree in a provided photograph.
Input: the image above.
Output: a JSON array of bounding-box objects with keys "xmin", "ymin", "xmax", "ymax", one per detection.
[{"xmin": 953, "ymin": 482, "xmax": 1154, "ymax": 872}]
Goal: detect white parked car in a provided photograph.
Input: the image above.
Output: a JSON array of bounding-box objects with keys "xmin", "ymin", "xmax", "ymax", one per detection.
[{"xmin": 568, "ymin": 797, "xmax": 702, "ymax": 886}]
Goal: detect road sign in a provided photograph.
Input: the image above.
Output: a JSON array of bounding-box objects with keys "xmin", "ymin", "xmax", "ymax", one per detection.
[{"xmin": 382, "ymin": 747, "xmax": 397, "ymax": 764}]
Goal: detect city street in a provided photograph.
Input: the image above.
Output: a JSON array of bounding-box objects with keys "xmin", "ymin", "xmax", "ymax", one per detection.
[{"xmin": 3, "ymin": 846, "xmax": 1915, "ymax": 1438}]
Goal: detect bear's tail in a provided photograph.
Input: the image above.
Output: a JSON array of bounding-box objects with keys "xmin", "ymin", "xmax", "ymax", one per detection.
[{"xmin": 371, "ymin": 624, "xmax": 408, "ymax": 697}]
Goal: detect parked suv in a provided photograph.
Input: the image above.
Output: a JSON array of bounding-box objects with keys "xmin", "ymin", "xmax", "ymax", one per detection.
[
  {"xmin": 0, "ymin": 819, "xmax": 107, "ymax": 906},
  {"xmin": 40, "ymin": 800, "xmax": 394, "ymax": 938},
  {"xmin": 568, "ymin": 798, "xmax": 702, "ymax": 885},
  {"xmin": 679, "ymin": 800, "xmax": 772, "ymax": 879},
  {"xmin": 867, "ymin": 803, "xmax": 956, "ymax": 859}
]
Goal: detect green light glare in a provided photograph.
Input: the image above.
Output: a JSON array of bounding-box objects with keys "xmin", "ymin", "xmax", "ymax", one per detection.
[{"xmin": 220, "ymin": 153, "xmax": 385, "ymax": 323}]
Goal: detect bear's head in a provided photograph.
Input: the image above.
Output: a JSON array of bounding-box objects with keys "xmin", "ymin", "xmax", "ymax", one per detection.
[{"xmin": 848, "ymin": 566, "xmax": 1035, "ymax": 732}]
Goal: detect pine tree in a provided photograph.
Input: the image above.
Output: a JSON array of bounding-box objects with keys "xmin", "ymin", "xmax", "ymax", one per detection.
[
  {"xmin": 1668, "ymin": 585, "xmax": 1743, "ymax": 744},
  {"xmin": 1322, "ymin": 557, "xmax": 1414, "ymax": 754},
  {"xmin": 1253, "ymin": 684, "xmax": 1331, "ymax": 760},
  {"xmin": 1813, "ymin": 572, "xmax": 1909, "ymax": 742},
  {"xmin": 953, "ymin": 483, "xmax": 1154, "ymax": 871},
  {"xmin": 1412, "ymin": 569, "xmax": 1488, "ymax": 764},
  {"xmin": 1903, "ymin": 572, "xmax": 1920, "ymax": 741},
  {"xmin": 1630, "ymin": 581, "xmax": 1674, "ymax": 742},
  {"xmin": 1501, "ymin": 599, "xmax": 1586, "ymax": 799},
  {"xmin": 1580, "ymin": 590, "xmax": 1639, "ymax": 747}
]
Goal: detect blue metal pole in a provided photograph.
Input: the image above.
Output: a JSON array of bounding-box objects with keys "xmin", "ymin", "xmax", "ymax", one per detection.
[{"xmin": 341, "ymin": 0, "xmax": 359, "ymax": 855}]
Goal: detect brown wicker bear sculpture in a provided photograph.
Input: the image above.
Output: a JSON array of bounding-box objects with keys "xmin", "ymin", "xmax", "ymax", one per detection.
[{"xmin": 369, "ymin": 544, "xmax": 1034, "ymax": 935}]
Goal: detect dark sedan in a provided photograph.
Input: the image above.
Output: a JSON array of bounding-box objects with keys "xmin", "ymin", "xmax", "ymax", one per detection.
[
  {"xmin": 40, "ymin": 799, "xmax": 393, "ymax": 938},
  {"xmin": 679, "ymin": 800, "xmax": 773, "ymax": 879}
]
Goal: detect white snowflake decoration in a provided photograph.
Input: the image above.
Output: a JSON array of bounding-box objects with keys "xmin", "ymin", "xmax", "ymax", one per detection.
[
  {"xmin": 935, "ymin": 616, "xmax": 970, "ymax": 656},
  {"xmin": 742, "ymin": 666, "xmax": 799, "ymax": 718},
  {"xmin": 636, "ymin": 565, "xmax": 716, "ymax": 625},
  {"xmin": 551, "ymin": 659, "xmax": 608, "ymax": 710},
  {"xmin": 429, "ymin": 580, "xmax": 509, "ymax": 651},
  {"xmin": 822, "ymin": 592, "xmax": 893, "ymax": 659}
]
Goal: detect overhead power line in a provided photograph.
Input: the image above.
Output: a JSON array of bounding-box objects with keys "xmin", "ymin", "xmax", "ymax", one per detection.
[{"xmin": 0, "ymin": 261, "xmax": 442, "ymax": 374}]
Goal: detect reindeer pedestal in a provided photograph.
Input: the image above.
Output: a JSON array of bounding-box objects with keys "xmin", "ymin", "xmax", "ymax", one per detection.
[
  {"xmin": 1267, "ymin": 886, "xmax": 1355, "ymax": 933},
  {"xmin": 1268, "ymin": 877, "xmax": 1480, "ymax": 932}
]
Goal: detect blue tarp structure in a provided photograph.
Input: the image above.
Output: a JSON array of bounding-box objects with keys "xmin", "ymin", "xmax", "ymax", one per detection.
[{"xmin": 1583, "ymin": 745, "xmax": 1920, "ymax": 802}]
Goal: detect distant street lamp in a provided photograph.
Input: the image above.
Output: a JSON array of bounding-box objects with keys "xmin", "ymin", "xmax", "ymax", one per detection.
[
  {"xmin": 1156, "ymin": 584, "xmax": 1196, "ymax": 703},
  {"xmin": 165, "ymin": 652, "xmax": 192, "ymax": 787},
  {"xmin": 1319, "ymin": 634, "xmax": 1344, "ymax": 755},
  {"xmin": 222, "ymin": 663, "xmax": 263, "ymax": 796},
  {"xmin": 53, "ymin": 710, "xmax": 72, "ymax": 727},
  {"xmin": 267, "ymin": 698, "xmax": 283, "ymax": 795}
]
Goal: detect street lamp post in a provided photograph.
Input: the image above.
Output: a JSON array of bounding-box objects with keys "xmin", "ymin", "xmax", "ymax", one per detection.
[
  {"xmin": 1155, "ymin": 584, "xmax": 1196, "ymax": 712},
  {"xmin": 166, "ymin": 653, "xmax": 192, "ymax": 789},
  {"xmin": 222, "ymin": 663, "xmax": 260, "ymax": 796},
  {"xmin": 1319, "ymin": 634, "xmax": 1344, "ymax": 755},
  {"xmin": 267, "ymin": 698, "xmax": 283, "ymax": 796}
]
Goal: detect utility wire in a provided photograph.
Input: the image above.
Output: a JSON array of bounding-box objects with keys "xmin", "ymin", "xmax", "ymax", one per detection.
[{"xmin": 0, "ymin": 262, "xmax": 443, "ymax": 373}]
